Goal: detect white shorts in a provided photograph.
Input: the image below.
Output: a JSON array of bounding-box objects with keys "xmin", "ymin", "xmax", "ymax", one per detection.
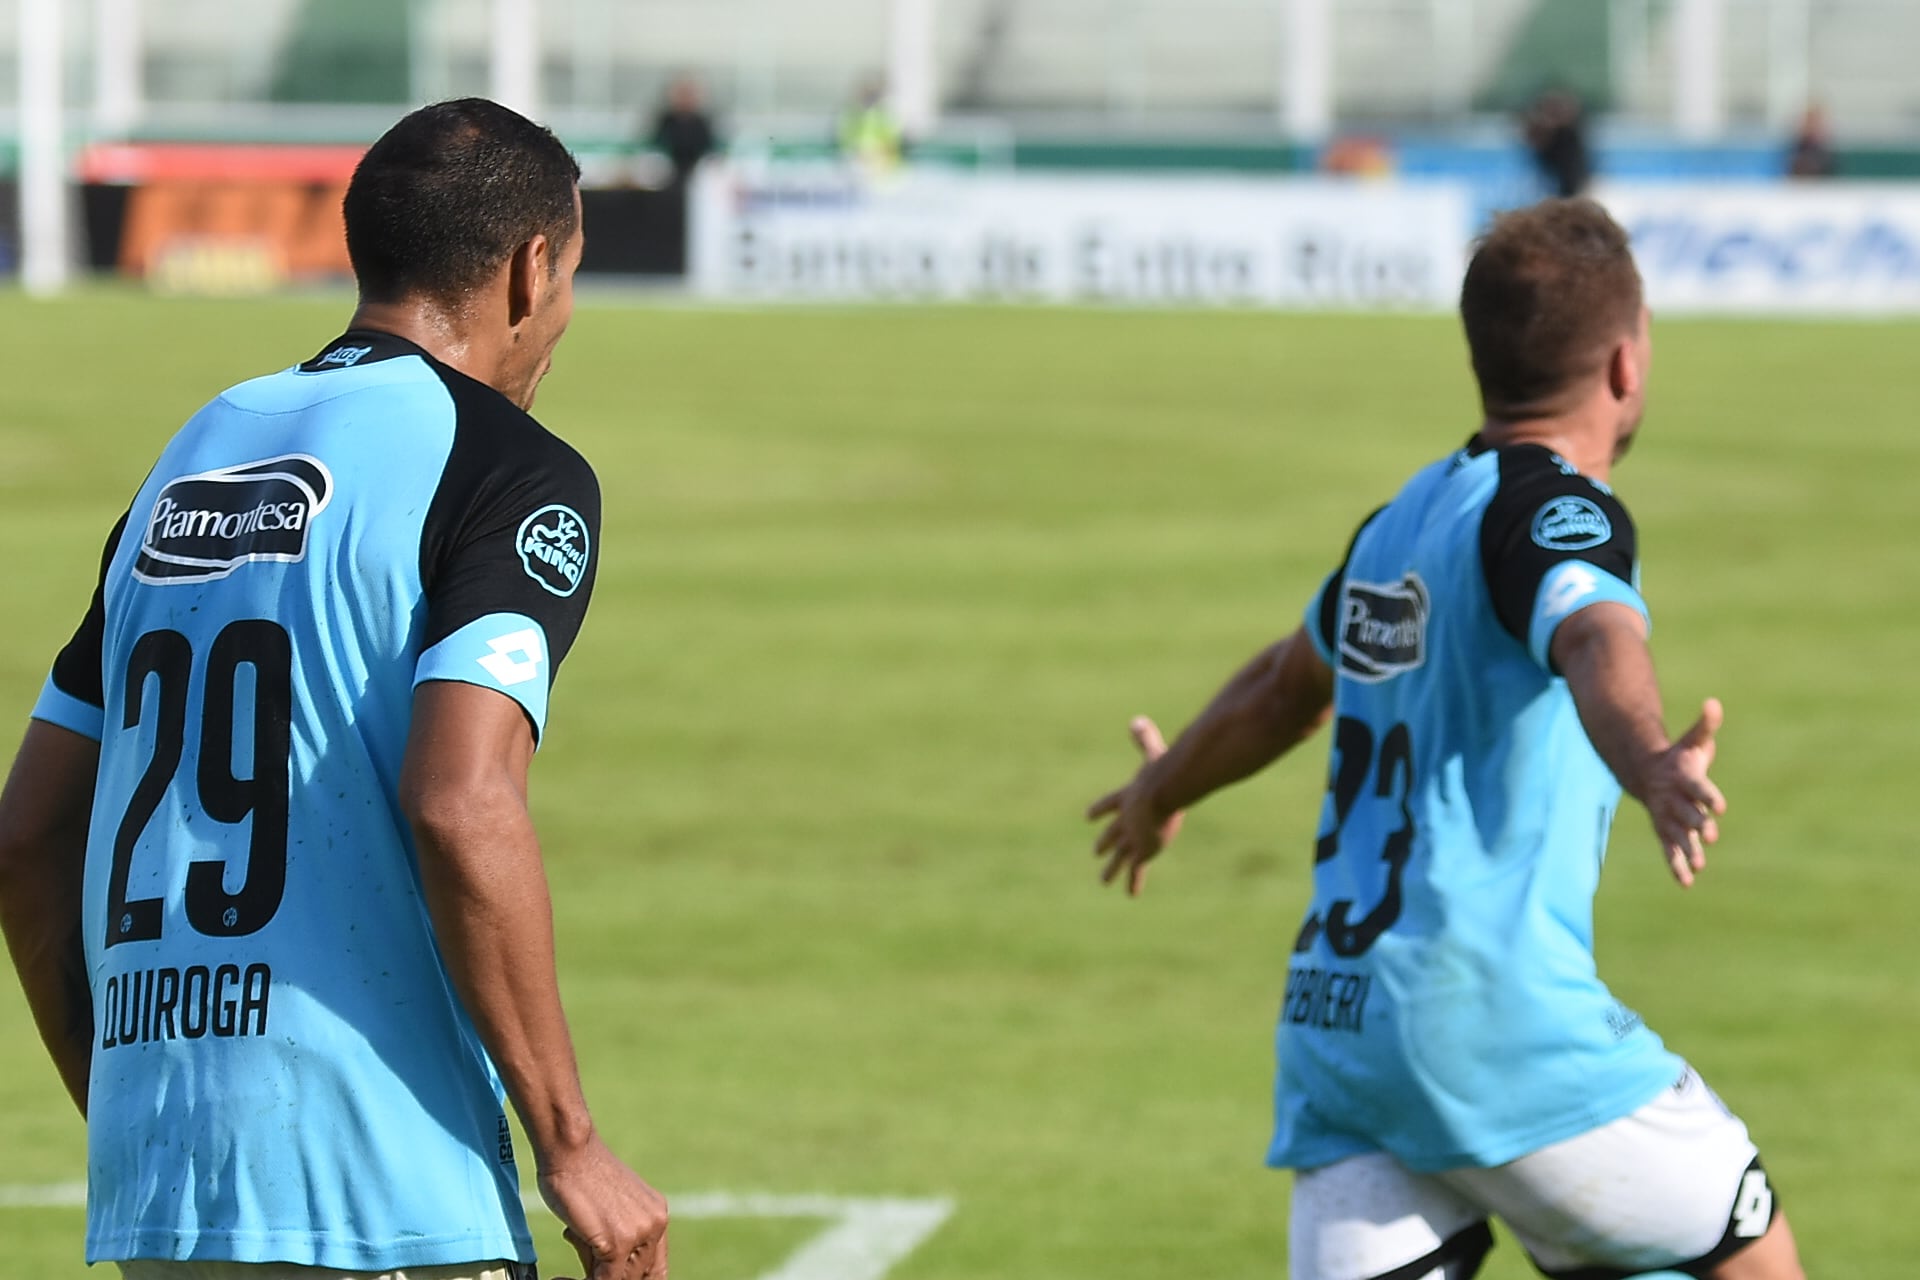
[
  {"xmin": 118, "ymin": 1262, "xmax": 530, "ymax": 1280},
  {"xmin": 1288, "ymin": 1067, "xmax": 1780, "ymax": 1280}
]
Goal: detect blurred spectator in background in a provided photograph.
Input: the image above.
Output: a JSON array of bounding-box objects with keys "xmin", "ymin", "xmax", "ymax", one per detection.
[
  {"xmin": 650, "ymin": 74, "xmax": 720, "ymax": 186},
  {"xmin": 1523, "ymin": 89, "xmax": 1592, "ymax": 198},
  {"xmin": 838, "ymin": 77, "xmax": 905, "ymax": 173},
  {"xmin": 642, "ymin": 75, "xmax": 719, "ymax": 277},
  {"xmin": 1787, "ymin": 104, "xmax": 1838, "ymax": 179}
]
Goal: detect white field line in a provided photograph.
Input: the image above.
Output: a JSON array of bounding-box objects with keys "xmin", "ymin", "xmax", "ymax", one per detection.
[
  {"xmin": 682, "ymin": 1196, "xmax": 954, "ymax": 1280},
  {"xmin": 0, "ymin": 1180, "xmax": 86, "ymax": 1208},
  {"xmin": 0, "ymin": 1183, "xmax": 954, "ymax": 1280}
]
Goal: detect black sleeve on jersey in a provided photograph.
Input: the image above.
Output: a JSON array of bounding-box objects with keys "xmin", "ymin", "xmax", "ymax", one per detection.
[
  {"xmin": 1479, "ymin": 450, "xmax": 1639, "ymax": 649},
  {"xmin": 1314, "ymin": 505, "xmax": 1387, "ymax": 657},
  {"xmin": 417, "ymin": 363, "xmax": 602, "ymax": 678},
  {"xmin": 47, "ymin": 508, "xmax": 133, "ymax": 710}
]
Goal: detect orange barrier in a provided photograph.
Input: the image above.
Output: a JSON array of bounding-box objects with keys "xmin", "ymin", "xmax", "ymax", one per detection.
[
  {"xmin": 82, "ymin": 145, "xmax": 363, "ymax": 288},
  {"xmin": 117, "ymin": 180, "xmax": 354, "ymax": 282},
  {"xmin": 79, "ymin": 143, "xmax": 365, "ymax": 185}
]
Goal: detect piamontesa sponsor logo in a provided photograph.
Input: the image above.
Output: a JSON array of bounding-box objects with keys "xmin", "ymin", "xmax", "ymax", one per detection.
[
  {"xmin": 135, "ymin": 455, "xmax": 335, "ymax": 585},
  {"xmin": 517, "ymin": 504, "xmax": 590, "ymax": 596},
  {"xmin": 1339, "ymin": 573, "xmax": 1429, "ymax": 682},
  {"xmin": 1531, "ymin": 496, "xmax": 1613, "ymax": 551}
]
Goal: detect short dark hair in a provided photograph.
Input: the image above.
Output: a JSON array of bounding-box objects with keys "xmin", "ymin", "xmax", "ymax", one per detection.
[
  {"xmin": 1460, "ymin": 199, "xmax": 1643, "ymax": 419},
  {"xmin": 344, "ymin": 98, "xmax": 582, "ymax": 304}
]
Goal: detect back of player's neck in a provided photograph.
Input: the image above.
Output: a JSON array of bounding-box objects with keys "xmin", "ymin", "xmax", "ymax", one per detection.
[
  {"xmin": 1477, "ymin": 417, "xmax": 1612, "ymax": 483},
  {"xmin": 345, "ymin": 299, "xmax": 497, "ymax": 390}
]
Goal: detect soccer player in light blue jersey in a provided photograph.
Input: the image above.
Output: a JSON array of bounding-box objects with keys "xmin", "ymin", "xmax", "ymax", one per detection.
[
  {"xmin": 1086, "ymin": 201, "xmax": 1805, "ymax": 1280},
  {"xmin": 0, "ymin": 100, "xmax": 667, "ymax": 1280}
]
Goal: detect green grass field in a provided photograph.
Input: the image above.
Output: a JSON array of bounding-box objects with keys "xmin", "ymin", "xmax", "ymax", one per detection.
[{"xmin": 1, "ymin": 294, "xmax": 1915, "ymax": 1279}]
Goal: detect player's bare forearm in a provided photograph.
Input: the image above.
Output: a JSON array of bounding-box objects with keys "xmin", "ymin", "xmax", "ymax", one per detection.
[
  {"xmin": 1552, "ymin": 603, "xmax": 1670, "ymax": 799},
  {"xmin": 0, "ymin": 721, "xmax": 101, "ymax": 1116},
  {"xmin": 1089, "ymin": 627, "xmax": 1333, "ymax": 894},
  {"xmin": 401, "ymin": 683, "xmax": 596, "ymax": 1166},
  {"xmin": 1554, "ymin": 601, "xmax": 1726, "ymax": 885},
  {"xmin": 412, "ymin": 792, "xmax": 593, "ymax": 1158},
  {"xmin": 1150, "ymin": 627, "xmax": 1335, "ymax": 813},
  {"xmin": 407, "ymin": 684, "xmax": 671, "ymax": 1280}
]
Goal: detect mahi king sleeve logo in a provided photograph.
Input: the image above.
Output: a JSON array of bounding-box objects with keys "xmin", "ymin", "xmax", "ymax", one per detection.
[
  {"xmin": 134, "ymin": 454, "xmax": 334, "ymax": 584},
  {"xmin": 1530, "ymin": 495, "xmax": 1614, "ymax": 551},
  {"xmin": 516, "ymin": 504, "xmax": 591, "ymax": 597},
  {"xmin": 1338, "ymin": 573, "xmax": 1430, "ymax": 682}
]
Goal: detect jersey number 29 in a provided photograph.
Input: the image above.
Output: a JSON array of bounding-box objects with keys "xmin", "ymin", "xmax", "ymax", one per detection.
[{"xmin": 105, "ymin": 621, "xmax": 292, "ymax": 948}]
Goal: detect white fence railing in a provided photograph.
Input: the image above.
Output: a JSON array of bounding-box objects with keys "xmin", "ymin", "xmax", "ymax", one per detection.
[{"xmin": 1, "ymin": 0, "xmax": 1916, "ymax": 141}]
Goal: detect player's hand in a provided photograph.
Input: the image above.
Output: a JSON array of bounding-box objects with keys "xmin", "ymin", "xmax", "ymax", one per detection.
[
  {"xmin": 537, "ymin": 1132, "xmax": 670, "ymax": 1280},
  {"xmin": 1085, "ymin": 716, "xmax": 1186, "ymax": 896},
  {"xmin": 1642, "ymin": 698, "xmax": 1727, "ymax": 889}
]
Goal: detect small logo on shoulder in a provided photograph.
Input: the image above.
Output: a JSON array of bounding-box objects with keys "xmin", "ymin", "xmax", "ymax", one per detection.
[
  {"xmin": 135, "ymin": 454, "xmax": 334, "ymax": 585},
  {"xmin": 516, "ymin": 504, "xmax": 590, "ymax": 597},
  {"xmin": 1339, "ymin": 573, "xmax": 1429, "ymax": 683},
  {"xmin": 315, "ymin": 344, "xmax": 373, "ymax": 368},
  {"xmin": 1531, "ymin": 496, "xmax": 1613, "ymax": 550}
]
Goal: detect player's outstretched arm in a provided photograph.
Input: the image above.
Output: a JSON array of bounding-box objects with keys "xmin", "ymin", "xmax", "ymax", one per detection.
[
  {"xmin": 1552, "ymin": 602, "xmax": 1726, "ymax": 887},
  {"xmin": 401, "ymin": 680, "xmax": 669, "ymax": 1280},
  {"xmin": 0, "ymin": 720, "xmax": 100, "ymax": 1117},
  {"xmin": 1086, "ymin": 625, "xmax": 1334, "ymax": 895}
]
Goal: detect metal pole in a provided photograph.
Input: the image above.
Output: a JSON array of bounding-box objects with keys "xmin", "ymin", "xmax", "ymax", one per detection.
[
  {"xmin": 20, "ymin": 0, "xmax": 71, "ymax": 296},
  {"xmin": 490, "ymin": 0, "xmax": 540, "ymax": 118},
  {"xmin": 1432, "ymin": 0, "xmax": 1474, "ymax": 123},
  {"xmin": 1608, "ymin": 0, "xmax": 1638, "ymax": 117},
  {"xmin": 1672, "ymin": 0, "xmax": 1725, "ymax": 139},
  {"xmin": 1767, "ymin": 0, "xmax": 1811, "ymax": 129},
  {"xmin": 93, "ymin": 0, "xmax": 142, "ymax": 135},
  {"xmin": 887, "ymin": 0, "xmax": 939, "ymax": 137},
  {"xmin": 407, "ymin": 0, "xmax": 432, "ymax": 105},
  {"xmin": 1281, "ymin": 0, "xmax": 1333, "ymax": 142}
]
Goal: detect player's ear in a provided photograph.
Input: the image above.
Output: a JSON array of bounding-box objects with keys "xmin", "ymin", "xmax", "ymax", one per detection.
[
  {"xmin": 1606, "ymin": 336, "xmax": 1641, "ymax": 403},
  {"xmin": 505, "ymin": 234, "xmax": 550, "ymax": 329}
]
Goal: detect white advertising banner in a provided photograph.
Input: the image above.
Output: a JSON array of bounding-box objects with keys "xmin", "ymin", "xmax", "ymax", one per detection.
[
  {"xmin": 1600, "ymin": 183, "xmax": 1920, "ymax": 313},
  {"xmin": 689, "ymin": 165, "xmax": 1470, "ymax": 309}
]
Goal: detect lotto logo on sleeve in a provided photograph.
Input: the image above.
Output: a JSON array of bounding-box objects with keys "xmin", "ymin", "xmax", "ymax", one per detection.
[
  {"xmin": 477, "ymin": 628, "xmax": 545, "ymax": 688},
  {"xmin": 1540, "ymin": 562, "xmax": 1600, "ymax": 622},
  {"xmin": 516, "ymin": 504, "xmax": 590, "ymax": 597}
]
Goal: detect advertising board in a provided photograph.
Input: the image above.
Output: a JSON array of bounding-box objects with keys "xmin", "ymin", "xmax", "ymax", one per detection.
[
  {"xmin": 70, "ymin": 143, "xmax": 689, "ymax": 287},
  {"xmin": 78, "ymin": 144, "xmax": 360, "ymax": 290},
  {"xmin": 690, "ymin": 166, "xmax": 1471, "ymax": 309},
  {"xmin": 1600, "ymin": 183, "xmax": 1920, "ymax": 313}
]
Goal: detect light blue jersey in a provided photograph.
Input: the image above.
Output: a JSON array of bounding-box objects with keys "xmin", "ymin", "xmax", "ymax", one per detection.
[
  {"xmin": 1268, "ymin": 438, "xmax": 1684, "ymax": 1174},
  {"xmin": 32, "ymin": 331, "xmax": 598, "ymax": 1269}
]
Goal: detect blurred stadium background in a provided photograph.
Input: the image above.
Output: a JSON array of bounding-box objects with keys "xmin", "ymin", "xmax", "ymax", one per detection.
[
  {"xmin": 3, "ymin": 4, "xmax": 1918, "ymax": 1280},
  {"xmin": 3, "ymin": 0, "xmax": 1920, "ymax": 300}
]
